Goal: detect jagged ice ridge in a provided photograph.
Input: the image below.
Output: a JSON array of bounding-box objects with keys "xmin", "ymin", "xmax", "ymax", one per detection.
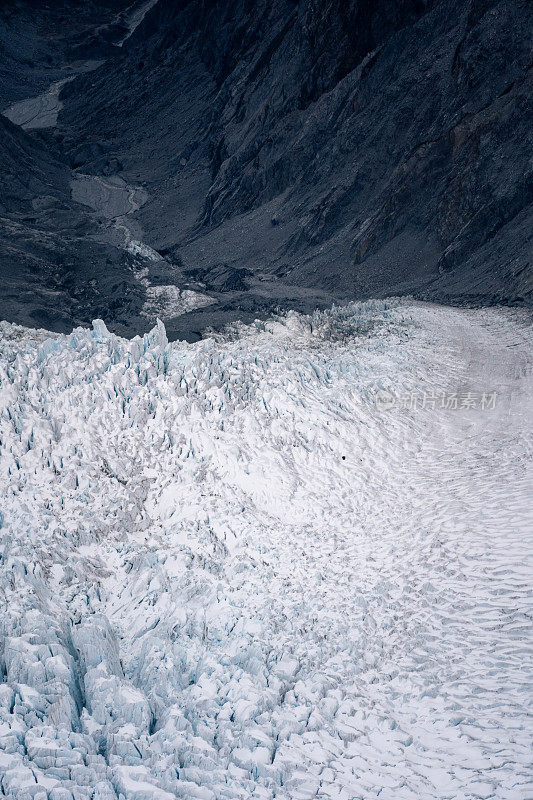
[{"xmin": 0, "ymin": 300, "xmax": 531, "ymax": 799}]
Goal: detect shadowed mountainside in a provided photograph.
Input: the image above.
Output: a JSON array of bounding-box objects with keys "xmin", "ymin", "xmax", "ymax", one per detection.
[
  {"xmin": 1, "ymin": 0, "xmax": 532, "ymax": 338},
  {"xmin": 0, "ymin": 115, "xmax": 145, "ymax": 335}
]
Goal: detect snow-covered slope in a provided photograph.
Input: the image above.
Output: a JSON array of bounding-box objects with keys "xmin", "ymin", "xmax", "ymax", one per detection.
[{"xmin": 0, "ymin": 301, "xmax": 531, "ymax": 800}]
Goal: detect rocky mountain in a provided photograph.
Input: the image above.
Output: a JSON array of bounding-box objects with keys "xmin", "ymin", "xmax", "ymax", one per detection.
[
  {"xmin": 0, "ymin": 0, "xmax": 127, "ymax": 107},
  {"xmin": 1, "ymin": 7, "xmax": 532, "ymax": 796},
  {"xmin": 0, "ymin": 114, "xmax": 145, "ymax": 335},
  {"xmin": 1, "ymin": 0, "xmax": 532, "ymax": 339}
]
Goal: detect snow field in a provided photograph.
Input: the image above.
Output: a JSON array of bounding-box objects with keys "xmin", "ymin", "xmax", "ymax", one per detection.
[{"xmin": 0, "ymin": 300, "xmax": 531, "ymax": 799}]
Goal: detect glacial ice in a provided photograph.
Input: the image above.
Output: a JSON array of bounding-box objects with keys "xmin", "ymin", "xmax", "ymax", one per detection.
[{"xmin": 0, "ymin": 300, "xmax": 531, "ymax": 799}]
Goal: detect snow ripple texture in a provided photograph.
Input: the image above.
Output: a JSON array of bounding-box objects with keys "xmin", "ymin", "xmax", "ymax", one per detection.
[{"xmin": 0, "ymin": 300, "xmax": 531, "ymax": 800}]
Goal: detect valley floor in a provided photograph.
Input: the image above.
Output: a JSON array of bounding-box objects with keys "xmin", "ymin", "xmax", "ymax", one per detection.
[{"xmin": 0, "ymin": 300, "xmax": 531, "ymax": 799}]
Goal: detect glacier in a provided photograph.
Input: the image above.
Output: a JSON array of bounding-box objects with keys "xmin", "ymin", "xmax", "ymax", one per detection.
[{"xmin": 0, "ymin": 300, "xmax": 531, "ymax": 800}]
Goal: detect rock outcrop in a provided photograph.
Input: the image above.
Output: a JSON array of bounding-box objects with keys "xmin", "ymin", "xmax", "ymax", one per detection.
[{"xmin": 1, "ymin": 0, "xmax": 531, "ymax": 338}]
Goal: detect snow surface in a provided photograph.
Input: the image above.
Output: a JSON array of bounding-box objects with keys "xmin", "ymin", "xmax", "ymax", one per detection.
[
  {"xmin": 0, "ymin": 300, "xmax": 531, "ymax": 799},
  {"xmin": 141, "ymin": 286, "xmax": 215, "ymax": 320}
]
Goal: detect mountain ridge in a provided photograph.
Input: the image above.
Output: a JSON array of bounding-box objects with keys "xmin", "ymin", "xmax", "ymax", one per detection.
[{"xmin": 1, "ymin": 0, "xmax": 531, "ymax": 339}]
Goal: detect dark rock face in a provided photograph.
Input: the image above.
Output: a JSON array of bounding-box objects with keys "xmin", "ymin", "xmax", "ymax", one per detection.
[
  {"xmin": 0, "ymin": 0, "xmax": 531, "ymax": 338},
  {"xmin": 0, "ymin": 115, "xmax": 145, "ymax": 335},
  {"xmin": 0, "ymin": 0, "xmax": 126, "ymax": 107},
  {"xmin": 59, "ymin": 0, "xmax": 533, "ymax": 310}
]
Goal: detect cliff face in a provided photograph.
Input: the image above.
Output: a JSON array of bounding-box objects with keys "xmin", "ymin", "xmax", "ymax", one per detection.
[
  {"xmin": 0, "ymin": 0, "xmax": 127, "ymax": 106},
  {"xmin": 1, "ymin": 0, "xmax": 532, "ymax": 338},
  {"xmin": 0, "ymin": 115, "xmax": 145, "ymax": 335},
  {"xmin": 59, "ymin": 0, "xmax": 533, "ymax": 316}
]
